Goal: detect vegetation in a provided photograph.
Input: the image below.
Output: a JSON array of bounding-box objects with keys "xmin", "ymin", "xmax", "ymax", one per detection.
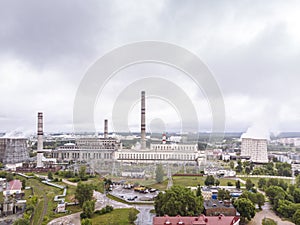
[
  {"xmin": 262, "ymin": 218, "xmax": 277, "ymax": 225},
  {"xmin": 90, "ymin": 208, "xmax": 138, "ymax": 225},
  {"xmin": 81, "ymin": 200, "xmax": 96, "ymax": 218},
  {"xmin": 154, "ymin": 185, "xmax": 203, "ymax": 216},
  {"xmin": 204, "ymin": 175, "xmax": 215, "ymax": 186},
  {"xmin": 81, "ymin": 218, "xmax": 92, "ymax": 225},
  {"xmin": 233, "ymin": 198, "xmax": 255, "ymax": 223},
  {"xmin": 13, "ymin": 218, "xmax": 30, "ymax": 225},
  {"xmin": 128, "ymin": 208, "xmax": 138, "ymax": 224},
  {"xmin": 75, "ymin": 182, "xmax": 94, "ymax": 207}
]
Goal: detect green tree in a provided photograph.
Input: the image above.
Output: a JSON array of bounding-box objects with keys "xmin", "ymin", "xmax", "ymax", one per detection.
[
  {"xmin": 196, "ymin": 185, "xmax": 202, "ymax": 197},
  {"xmin": 82, "ymin": 200, "xmax": 95, "ymax": 218},
  {"xmin": 155, "ymin": 164, "xmax": 164, "ymax": 184},
  {"xmin": 229, "ymin": 161, "xmax": 235, "ymax": 170},
  {"xmin": 204, "ymin": 175, "xmax": 215, "ymax": 186},
  {"xmin": 75, "ymin": 182, "xmax": 94, "ymax": 207},
  {"xmin": 245, "ymin": 179, "xmax": 254, "ymax": 191},
  {"xmin": 256, "ymin": 193, "xmax": 265, "ymax": 209},
  {"xmin": 294, "ymin": 188, "xmax": 300, "ymax": 203},
  {"xmin": 235, "ymin": 180, "xmax": 241, "ymax": 189},
  {"xmin": 48, "ymin": 171, "xmax": 53, "ymax": 180},
  {"xmin": 258, "ymin": 178, "xmax": 267, "ymax": 189},
  {"xmin": 154, "ymin": 185, "xmax": 203, "ymax": 216},
  {"xmin": 215, "ymin": 179, "xmax": 220, "ymax": 186},
  {"xmin": 128, "ymin": 208, "xmax": 137, "ymax": 224},
  {"xmin": 13, "ymin": 218, "xmax": 30, "ymax": 225},
  {"xmin": 218, "ymin": 189, "xmax": 231, "ymax": 200},
  {"xmin": 6, "ymin": 173, "xmax": 14, "ymax": 182},
  {"xmin": 233, "ymin": 198, "xmax": 255, "ymax": 223},
  {"xmin": 294, "ymin": 209, "xmax": 300, "ymax": 225},
  {"xmin": 22, "ymin": 179, "xmax": 26, "ymax": 190},
  {"xmin": 245, "ymin": 167, "xmax": 251, "ymax": 175},
  {"xmin": 79, "ymin": 166, "xmax": 87, "ymax": 180},
  {"xmin": 81, "ymin": 218, "xmax": 92, "ymax": 225},
  {"xmin": 235, "ymin": 160, "xmax": 243, "ymax": 173}
]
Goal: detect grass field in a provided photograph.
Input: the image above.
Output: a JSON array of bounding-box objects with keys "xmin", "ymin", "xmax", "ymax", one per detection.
[
  {"xmin": 15, "ymin": 175, "xmax": 81, "ymax": 225},
  {"xmin": 240, "ymin": 177, "xmax": 294, "ymax": 187},
  {"xmin": 91, "ymin": 208, "xmax": 139, "ymax": 225}
]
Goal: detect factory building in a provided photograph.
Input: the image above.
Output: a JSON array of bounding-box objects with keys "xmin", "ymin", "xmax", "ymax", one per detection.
[
  {"xmin": 51, "ymin": 120, "xmax": 121, "ymax": 162},
  {"xmin": 0, "ymin": 138, "xmax": 29, "ymax": 164},
  {"xmin": 241, "ymin": 138, "xmax": 268, "ymax": 163},
  {"xmin": 51, "ymin": 91, "xmax": 205, "ymax": 166}
]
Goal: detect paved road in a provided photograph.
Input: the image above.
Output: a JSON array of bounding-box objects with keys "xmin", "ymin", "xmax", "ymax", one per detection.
[
  {"xmin": 48, "ymin": 190, "xmax": 152, "ymax": 225},
  {"xmin": 237, "ymin": 178, "xmax": 295, "ymax": 225},
  {"xmin": 247, "ymin": 202, "xmax": 294, "ymax": 225}
]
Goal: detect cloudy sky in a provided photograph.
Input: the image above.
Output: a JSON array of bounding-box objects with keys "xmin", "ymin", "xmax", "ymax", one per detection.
[{"xmin": 0, "ymin": 0, "xmax": 300, "ymax": 135}]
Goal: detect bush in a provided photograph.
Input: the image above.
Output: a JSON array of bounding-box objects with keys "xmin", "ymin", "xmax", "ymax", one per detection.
[
  {"xmin": 80, "ymin": 212, "xmax": 87, "ymax": 219},
  {"xmin": 68, "ymin": 177, "xmax": 81, "ymax": 182}
]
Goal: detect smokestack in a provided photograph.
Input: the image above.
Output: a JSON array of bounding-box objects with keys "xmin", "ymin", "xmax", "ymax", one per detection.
[
  {"xmin": 37, "ymin": 112, "xmax": 44, "ymax": 167},
  {"xmin": 141, "ymin": 91, "xmax": 146, "ymax": 149},
  {"xmin": 162, "ymin": 133, "xmax": 166, "ymax": 144},
  {"xmin": 104, "ymin": 119, "xmax": 108, "ymax": 138},
  {"xmin": 37, "ymin": 112, "xmax": 43, "ymax": 151}
]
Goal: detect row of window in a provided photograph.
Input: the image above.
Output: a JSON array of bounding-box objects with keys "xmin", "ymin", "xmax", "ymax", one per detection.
[{"xmin": 118, "ymin": 153, "xmax": 196, "ymax": 160}]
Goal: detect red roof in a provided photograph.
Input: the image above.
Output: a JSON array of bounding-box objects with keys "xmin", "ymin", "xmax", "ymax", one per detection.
[
  {"xmin": 153, "ymin": 215, "xmax": 240, "ymax": 225},
  {"xmin": 7, "ymin": 180, "xmax": 22, "ymax": 191}
]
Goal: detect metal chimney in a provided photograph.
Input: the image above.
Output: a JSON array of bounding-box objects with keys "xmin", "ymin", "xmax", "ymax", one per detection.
[
  {"xmin": 141, "ymin": 91, "xmax": 146, "ymax": 149},
  {"xmin": 104, "ymin": 119, "xmax": 108, "ymax": 138}
]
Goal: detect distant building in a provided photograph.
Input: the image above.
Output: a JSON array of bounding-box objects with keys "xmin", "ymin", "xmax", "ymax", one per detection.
[
  {"xmin": 3, "ymin": 180, "xmax": 22, "ymax": 196},
  {"xmin": 153, "ymin": 215, "xmax": 240, "ymax": 225},
  {"xmin": 241, "ymin": 138, "xmax": 268, "ymax": 163},
  {"xmin": 204, "ymin": 199, "xmax": 237, "ymax": 216},
  {"xmin": 0, "ymin": 138, "xmax": 29, "ymax": 164}
]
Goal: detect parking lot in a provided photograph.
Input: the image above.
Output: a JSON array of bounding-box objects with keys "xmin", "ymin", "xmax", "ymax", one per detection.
[{"xmin": 110, "ymin": 183, "xmax": 159, "ymax": 202}]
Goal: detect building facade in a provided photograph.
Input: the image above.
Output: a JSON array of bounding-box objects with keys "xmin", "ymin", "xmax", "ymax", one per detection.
[{"xmin": 241, "ymin": 138, "xmax": 268, "ymax": 163}]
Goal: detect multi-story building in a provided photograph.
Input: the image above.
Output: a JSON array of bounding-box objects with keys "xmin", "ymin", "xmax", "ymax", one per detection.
[{"xmin": 241, "ymin": 138, "xmax": 268, "ymax": 163}]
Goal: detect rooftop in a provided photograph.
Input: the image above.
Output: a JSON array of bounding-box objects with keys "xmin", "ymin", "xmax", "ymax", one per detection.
[{"xmin": 153, "ymin": 215, "xmax": 240, "ymax": 225}]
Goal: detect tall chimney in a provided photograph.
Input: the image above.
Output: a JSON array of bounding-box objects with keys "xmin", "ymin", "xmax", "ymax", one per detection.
[
  {"xmin": 141, "ymin": 91, "xmax": 146, "ymax": 149},
  {"xmin": 37, "ymin": 112, "xmax": 43, "ymax": 151},
  {"xmin": 104, "ymin": 119, "xmax": 108, "ymax": 138},
  {"xmin": 37, "ymin": 112, "xmax": 44, "ymax": 167}
]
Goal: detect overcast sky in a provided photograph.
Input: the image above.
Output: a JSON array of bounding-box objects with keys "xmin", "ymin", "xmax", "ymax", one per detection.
[{"xmin": 0, "ymin": 0, "xmax": 300, "ymax": 135}]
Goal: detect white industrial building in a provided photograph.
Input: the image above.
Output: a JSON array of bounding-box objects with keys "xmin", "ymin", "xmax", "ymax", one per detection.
[{"xmin": 241, "ymin": 137, "xmax": 268, "ymax": 163}]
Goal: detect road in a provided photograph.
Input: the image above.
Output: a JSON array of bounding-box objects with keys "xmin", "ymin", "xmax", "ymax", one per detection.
[{"xmin": 236, "ymin": 178, "xmax": 295, "ymax": 225}]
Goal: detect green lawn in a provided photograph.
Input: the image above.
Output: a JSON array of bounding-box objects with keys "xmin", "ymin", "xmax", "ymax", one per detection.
[
  {"xmin": 240, "ymin": 177, "xmax": 294, "ymax": 187},
  {"xmin": 15, "ymin": 175, "xmax": 81, "ymax": 225},
  {"xmin": 91, "ymin": 208, "xmax": 139, "ymax": 225}
]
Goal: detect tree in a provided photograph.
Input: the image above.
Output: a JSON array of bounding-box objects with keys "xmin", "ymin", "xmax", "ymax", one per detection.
[
  {"xmin": 79, "ymin": 166, "xmax": 87, "ymax": 180},
  {"xmin": 13, "ymin": 218, "xmax": 30, "ymax": 225},
  {"xmin": 245, "ymin": 179, "xmax": 254, "ymax": 191},
  {"xmin": 75, "ymin": 182, "xmax": 94, "ymax": 207},
  {"xmin": 258, "ymin": 178, "xmax": 266, "ymax": 189},
  {"xmin": 155, "ymin": 164, "xmax": 164, "ymax": 183},
  {"xmin": 82, "ymin": 200, "xmax": 95, "ymax": 218},
  {"xmin": 294, "ymin": 188, "xmax": 300, "ymax": 203},
  {"xmin": 218, "ymin": 189, "xmax": 231, "ymax": 200},
  {"xmin": 294, "ymin": 209, "xmax": 300, "ymax": 225},
  {"xmin": 154, "ymin": 185, "xmax": 204, "ymax": 216},
  {"xmin": 196, "ymin": 185, "xmax": 202, "ymax": 197},
  {"xmin": 6, "ymin": 173, "xmax": 14, "ymax": 182},
  {"xmin": 128, "ymin": 208, "xmax": 137, "ymax": 224},
  {"xmin": 22, "ymin": 179, "xmax": 26, "ymax": 190},
  {"xmin": 81, "ymin": 218, "xmax": 92, "ymax": 225},
  {"xmin": 48, "ymin": 171, "xmax": 53, "ymax": 180},
  {"xmin": 215, "ymin": 179, "xmax": 220, "ymax": 186},
  {"xmin": 204, "ymin": 175, "xmax": 215, "ymax": 186},
  {"xmin": 229, "ymin": 161, "xmax": 235, "ymax": 170},
  {"xmin": 233, "ymin": 198, "xmax": 255, "ymax": 223},
  {"xmin": 235, "ymin": 180, "xmax": 241, "ymax": 189},
  {"xmin": 245, "ymin": 167, "xmax": 251, "ymax": 175},
  {"xmin": 235, "ymin": 160, "xmax": 243, "ymax": 173},
  {"xmin": 256, "ymin": 193, "xmax": 265, "ymax": 209}
]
